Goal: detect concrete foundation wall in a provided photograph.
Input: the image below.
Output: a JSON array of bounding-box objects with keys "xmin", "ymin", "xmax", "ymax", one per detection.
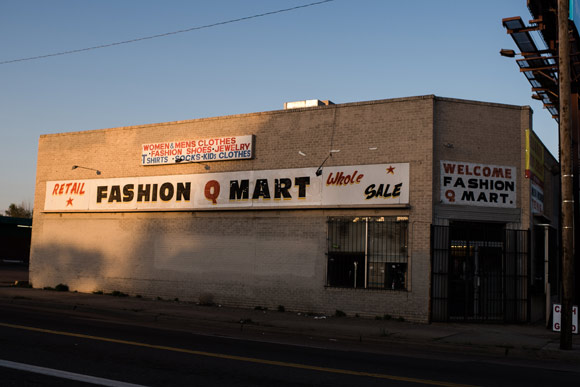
[{"xmin": 31, "ymin": 208, "xmax": 427, "ymax": 320}]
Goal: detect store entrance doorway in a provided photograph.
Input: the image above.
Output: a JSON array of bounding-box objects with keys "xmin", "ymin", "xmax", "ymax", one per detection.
[{"xmin": 431, "ymin": 222, "xmax": 529, "ymax": 322}]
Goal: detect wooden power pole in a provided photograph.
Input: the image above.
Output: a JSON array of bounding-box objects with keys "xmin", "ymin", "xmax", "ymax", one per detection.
[{"xmin": 558, "ymin": 0, "xmax": 575, "ymax": 351}]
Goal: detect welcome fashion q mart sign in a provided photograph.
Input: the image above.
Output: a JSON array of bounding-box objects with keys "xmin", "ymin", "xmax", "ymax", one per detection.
[
  {"xmin": 141, "ymin": 135, "xmax": 254, "ymax": 165},
  {"xmin": 44, "ymin": 163, "xmax": 409, "ymax": 212},
  {"xmin": 440, "ymin": 161, "xmax": 516, "ymax": 208}
]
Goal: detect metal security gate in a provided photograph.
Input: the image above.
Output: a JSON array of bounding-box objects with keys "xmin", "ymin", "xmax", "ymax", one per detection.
[
  {"xmin": 431, "ymin": 224, "xmax": 529, "ymax": 323},
  {"xmin": 327, "ymin": 217, "xmax": 408, "ymax": 289}
]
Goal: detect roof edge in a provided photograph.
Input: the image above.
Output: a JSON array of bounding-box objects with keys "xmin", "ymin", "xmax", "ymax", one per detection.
[{"xmin": 39, "ymin": 94, "xmax": 530, "ymax": 138}]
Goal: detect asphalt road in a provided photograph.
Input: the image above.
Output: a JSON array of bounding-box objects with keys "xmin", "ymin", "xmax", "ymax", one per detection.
[{"xmin": 0, "ymin": 302, "xmax": 578, "ymax": 387}]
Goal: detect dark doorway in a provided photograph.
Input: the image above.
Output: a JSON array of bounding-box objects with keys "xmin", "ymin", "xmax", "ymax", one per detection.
[{"xmin": 432, "ymin": 222, "xmax": 529, "ymax": 322}]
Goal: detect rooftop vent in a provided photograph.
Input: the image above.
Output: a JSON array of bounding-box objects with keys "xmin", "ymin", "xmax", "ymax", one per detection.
[{"xmin": 284, "ymin": 99, "xmax": 334, "ymax": 110}]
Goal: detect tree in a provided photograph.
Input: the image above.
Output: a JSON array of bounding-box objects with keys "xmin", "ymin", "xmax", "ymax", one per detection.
[{"xmin": 4, "ymin": 202, "xmax": 33, "ymax": 218}]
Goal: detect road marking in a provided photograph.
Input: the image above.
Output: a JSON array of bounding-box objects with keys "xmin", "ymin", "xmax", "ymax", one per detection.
[
  {"xmin": 0, "ymin": 359, "xmax": 146, "ymax": 387},
  {"xmin": 0, "ymin": 322, "xmax": 477, "ymax": 387}
]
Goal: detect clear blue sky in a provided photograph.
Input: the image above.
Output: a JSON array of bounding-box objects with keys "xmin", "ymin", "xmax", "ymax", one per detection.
[{"xmin": 0, "ymin": 0, "xmax": 558, "ymax": 213}]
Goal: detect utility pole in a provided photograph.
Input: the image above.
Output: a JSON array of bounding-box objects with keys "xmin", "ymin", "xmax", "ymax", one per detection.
[{"xmin": 558, "ymin": 0, "xmax": 575, "ymax": 350}]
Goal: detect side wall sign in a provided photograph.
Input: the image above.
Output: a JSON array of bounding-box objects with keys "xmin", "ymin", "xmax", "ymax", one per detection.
[
  {"xmin": 44, "ymin": 163, "xmax": 409, "ymax": 212},
  {"xmin": 142, "ymin": 135, "xmax": 254, "ymax": 165},
  {"xmin": 525, "ymin": 129, "xmax": 544, "ymax": 182},
  {"xmin": 440, "ymin": 160, "xmax": 516, "ymax": 208},
  {"xmin": 525, "ymin": 129, "xmax": 545, "ymax": 215}
]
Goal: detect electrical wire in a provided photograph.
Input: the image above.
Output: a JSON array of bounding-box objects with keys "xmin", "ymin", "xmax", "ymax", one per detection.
[{"xmin": 0, "ymin": 0, "xmax": 334, "ymax": 65}]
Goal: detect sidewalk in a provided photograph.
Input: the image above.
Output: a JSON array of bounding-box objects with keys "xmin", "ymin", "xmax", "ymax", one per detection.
[{"xmin": 1, "ymin": 285, "xmax": 579, "ymax": 363}]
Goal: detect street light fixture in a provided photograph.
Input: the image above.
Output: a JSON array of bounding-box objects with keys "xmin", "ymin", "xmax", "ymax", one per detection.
[
  {"xmin": 500, "ymin": 48, "xmax": 517, "ymax": 58},
  {"xmin": 500, "ymin": 48, "xmax": 553, "ymax": 58},
  {"xmin": 72, "ymin": 165, "xmax": 101, "ymax": 175},
  {"xmin": 315, "ymin": 149, "xmax": 340, "ymax": 176}
]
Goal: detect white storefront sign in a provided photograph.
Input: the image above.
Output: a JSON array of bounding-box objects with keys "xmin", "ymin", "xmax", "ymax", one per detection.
[
  {"xmin": 141, "ymin": 135, "xmax": 254, "ymax": 165},
  {"xmin": 552, "ymin": 304, "xmax": 578, "ymax": 334},
  {"xmin": 44, "ymin": 163, "xmax": 409, "ymax": 212},
  {"xmin": 440, "ymin": 161, "xmax": 516, "ymax": 208}
]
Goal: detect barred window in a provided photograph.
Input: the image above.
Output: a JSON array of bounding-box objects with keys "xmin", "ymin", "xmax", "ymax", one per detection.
[{"xmin": 327, "ymin": 217, "xmax": 408, "ymax": 290}]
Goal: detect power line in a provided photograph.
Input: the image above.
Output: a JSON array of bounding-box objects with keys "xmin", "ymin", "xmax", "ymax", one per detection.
[{"xmin": 0, "ymin": 0, "xmax": 335, "ymax": 65}]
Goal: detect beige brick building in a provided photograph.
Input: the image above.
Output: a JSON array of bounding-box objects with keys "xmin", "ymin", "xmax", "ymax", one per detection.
[{"xmin": 31, "ymin": 95, "xmax": 559, "ymax": 323}]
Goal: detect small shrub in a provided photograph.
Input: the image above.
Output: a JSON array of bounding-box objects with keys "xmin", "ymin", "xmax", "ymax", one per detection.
[
  {"xmin": 135, "ymin": 295, "xmax": 142, "ymax": 298},
  {"xmin": 92, "ymin": 290, "xmax": 104, "ymax": 295},
  {"xmin": 334, "ymin": 309, "xmax": 346, "ymax": 317},
  {"xmin": 383, "ymin": 314, "xmax": 392, "ymax": 320},
  {"xmin": 254, "ymin": 306, "xmax": 268, "ymax": 311},
  {"xmin": 174, "ymin": 298, "xmax": 179, "ymax": 302},
  {"xmin": 397, "ymin": 316, "xmax": 405, "ymax": 322},
  {"xmin": 110, "ymin": 291, "xmax": 128, "ymax": 297},
  {"xmin": 375, "ymin": 315, "xmax": 382, "ymax": 320},
  {"xmin": 277, "ymin": 305, "xmax": 285, "ymax": 312},
  {"xmin": 43, "ymin": 286, "xmax": 55, "ymax": 291},
  {"xmin": 13, "ymin": 281, "xmax": 31, "ymax": 288},
  {"xmin": 198, "ymin": 293, "xmax": 214, "ymax": 306},
  {"xmin": 54, "ymin": 283, "xmax": 69, "ymax": 292}
]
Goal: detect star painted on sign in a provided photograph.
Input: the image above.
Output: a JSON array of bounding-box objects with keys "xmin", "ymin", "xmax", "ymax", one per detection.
[
  {"xmin": 386, "ymin": 166, "xmax": 395, "ymax": 174},
  {"xmin": 66, "ymin": 197, "xmax": 74, "ymax": 207}
]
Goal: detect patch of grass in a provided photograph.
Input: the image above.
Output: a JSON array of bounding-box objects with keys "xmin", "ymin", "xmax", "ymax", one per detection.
[
  {"xmin": 334, "ymin": 309, "xmax": 346, "ymax": 317},
  {"xmin": 254, "ymin": 306, "xmax": 268, "ymax": 311},
  {"xmin": 109, "ymin": 290, "xmax": 129, "ymax": 297},
  {"xmin": 135, "ymin": 295, "xmax": 142, "ymax": 298},
  {"xmin": 383, "ymin": 314, "xmax": 392, "ymax": 320},
  {"xmin": 277, "ymin": 305, "xmax": 285, "ymax": 312},
  {"xmin": 397, "ymin": 316, "xmax": 405, "ymax": 322},
  {"xmin": 198, "ymin": 293, "xmax": 214, "ymax": 306},
  {"xmin": 54, "ymin": 283, "xmax": 69, "ymax": 292}
]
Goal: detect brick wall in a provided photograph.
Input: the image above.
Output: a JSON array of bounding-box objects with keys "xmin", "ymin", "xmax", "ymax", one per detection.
[
  {"xmin": 433, "ymin": 98, "xmax": 531, "ymax": 228},
  {"xmin": 32, "ymin": 95, "xmax": 531, "ymax": 323}
]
